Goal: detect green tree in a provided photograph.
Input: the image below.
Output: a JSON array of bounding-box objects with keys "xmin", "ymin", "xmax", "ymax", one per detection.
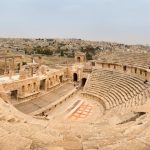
[
  {"xmin": 60, "ymin": 50, "xmax": 64, "ymax": 56},
  {"xmin": 22, "ymin": 62, "xmax": 27, "ymax": 65},
  {"xmin": 86, "ymin": 52, "xmax": 92, "ymax": 60}
]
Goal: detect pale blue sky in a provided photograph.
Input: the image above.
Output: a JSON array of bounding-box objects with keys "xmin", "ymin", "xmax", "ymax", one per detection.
[{"xmin": 0, "ymin": 0, "xmax": 150, "ymax": 44}]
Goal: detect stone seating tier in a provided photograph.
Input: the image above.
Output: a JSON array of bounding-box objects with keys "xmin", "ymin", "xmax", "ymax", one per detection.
[
  {"xmin": 84, "ymin": 69, "xmax": 150, "ymax": 111},
  {"xmin": 97, "ymin": 52, "xmax": 150, "ymax": 69}
]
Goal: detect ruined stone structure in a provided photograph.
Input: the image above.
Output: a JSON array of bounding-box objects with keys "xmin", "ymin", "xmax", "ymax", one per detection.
[
  {"xmin": 75, "ymin": 51, "xmax": 86, "ymax": 63},
  {"xmin": 0, "ymin": 55, "xmax": 22, "ymax": 76},
  {"xmin": 1, "ymin": 52, "xmax": 150, "ymax": 149}
]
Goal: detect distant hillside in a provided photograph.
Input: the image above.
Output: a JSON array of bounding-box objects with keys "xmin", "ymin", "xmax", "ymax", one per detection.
[{"xmin": 0, "ymin": 38, "xmax": 150, "ymax": 60}]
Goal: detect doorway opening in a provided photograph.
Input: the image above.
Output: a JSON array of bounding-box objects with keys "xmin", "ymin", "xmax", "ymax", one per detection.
[
  {"xmin": 33, "ymin": 82, "xmax": 36, "ymax": 92},
  {"xmin": 81, "ymin": 78, "xmax": 87, "ymax": 87},
  {"xmin": 123, "ymin": 66, "xmax": 127, "ymax": 71},
  {"xmin": 73, "ymin": 73, "xmax": 78, "ymax": 82},
  {"xmin": 40, "ymin": 79, "xmax": 46, "ymax": 90},
  {"xmin": 11, "ymin": 90, "xmax": 18, "ymax": 100},
  {"xmin": 59, "ymin": 75, "xmax": 63, "ymax": 83},
  {"xmin": 77, "ymin": 57, "xmax": 81, "ymax": 63}
]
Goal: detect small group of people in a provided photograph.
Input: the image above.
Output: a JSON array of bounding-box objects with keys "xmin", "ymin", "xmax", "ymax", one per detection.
[{"xmin": 41, "ymin": 111, "xmax": 48, "ymax": 117}]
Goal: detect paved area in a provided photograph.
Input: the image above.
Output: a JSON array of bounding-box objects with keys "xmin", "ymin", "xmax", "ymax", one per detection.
[
  {"xmin": 46, "ymin": 92, "xmax": 104, "ymax": 123},
  {"xmin": 68, "ymin": 101, "xmax": 93, "ymax": 121},
  {"xmin": 15, "ymin": 83, "xmax": 75, "ymax": 114},
  {"xmin": 0, "ymin": 75, "xmax": 19, "ymax": 83}
]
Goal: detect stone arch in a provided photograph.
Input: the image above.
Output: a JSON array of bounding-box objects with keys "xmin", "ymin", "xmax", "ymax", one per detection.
[
  {"xmin": 33, "ymin": 82, "xmax": 36, "ymax": 91},
  {"xmin": 77, "ymin": 57, "xmax": 81, "ymax": 63},
  {"xmin": 28, "ymin": 84, "xmax": 31, "ymax": 92},
  {"xmin": 22, "ymin": 85, "xmax": 25, "ymax": 95},
  {"xmin": 81, "ymin": 78, "xmax": 87, "ymax": 87},
  {"xmin": 73, "ymin": 73, "xmax": 78, "ymax": 82},
  {"xmin": 10, "ymin": 90, "xmax": 18, "ymax": 100},
  {"xmin": 40, "ymin": 79, "xmax": 46, "ymax": 90}
]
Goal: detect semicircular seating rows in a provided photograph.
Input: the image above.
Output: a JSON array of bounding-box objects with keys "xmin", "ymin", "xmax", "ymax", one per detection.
[{"xmin": 83, "ymin": 69, "xmax": 150, "ymax": 113}]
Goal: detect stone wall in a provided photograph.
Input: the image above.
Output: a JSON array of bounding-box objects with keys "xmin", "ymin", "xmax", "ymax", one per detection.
[
  {"xmin": 95, "ymin": 62, "xmax": 150, "ymax": 81},
  {"xmin": 1, "ymin": 69, "xmax": 65, "ymax": 102}
]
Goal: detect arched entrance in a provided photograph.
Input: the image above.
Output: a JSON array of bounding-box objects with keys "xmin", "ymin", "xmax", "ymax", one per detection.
[
  {"xmin": 81, "ymin": 78, "xmax": 87, "ymax": 87},
  {"xmin": 10, "ymin": 90, "xmax": 18, "ymax": 100},
  {"xmin": 77, "ymin": 57, "xmax": 81, "ymax": 63},
  {"xmin": 73, "ymin": 73, "xmax": 78, "ymax": 82},
  {"xmin": 40, "ymin": 79, "xmax": 46, "ymax": 90}
]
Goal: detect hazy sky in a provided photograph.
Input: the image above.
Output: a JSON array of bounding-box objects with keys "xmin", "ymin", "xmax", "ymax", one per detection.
[{"xmin": 0, "ymin": 0, "xmax": 150, "ymax": 44}]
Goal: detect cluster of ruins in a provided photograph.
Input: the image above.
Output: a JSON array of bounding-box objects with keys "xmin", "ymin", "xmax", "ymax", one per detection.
[
  {"xmin": 0, "ymin": 52, "xmax": 86, "ymax": 104},
  {"xmin": 1, "ymin": 51, "xmax": 150, "ymax": 149}
]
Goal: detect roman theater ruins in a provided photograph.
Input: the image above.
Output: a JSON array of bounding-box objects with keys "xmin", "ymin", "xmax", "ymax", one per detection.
[{"xmin": 1, "ymin": 51, "xmax": 150, "ymax": 149}]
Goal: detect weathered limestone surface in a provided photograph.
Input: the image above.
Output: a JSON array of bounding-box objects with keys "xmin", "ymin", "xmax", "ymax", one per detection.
[
  {"xmin": 1, "ymin": 52, "xmax": 150, "ymax": 149},
  {"xmin": 1, "ymin": 96, "xmax": 150, "ymax": 150}
]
